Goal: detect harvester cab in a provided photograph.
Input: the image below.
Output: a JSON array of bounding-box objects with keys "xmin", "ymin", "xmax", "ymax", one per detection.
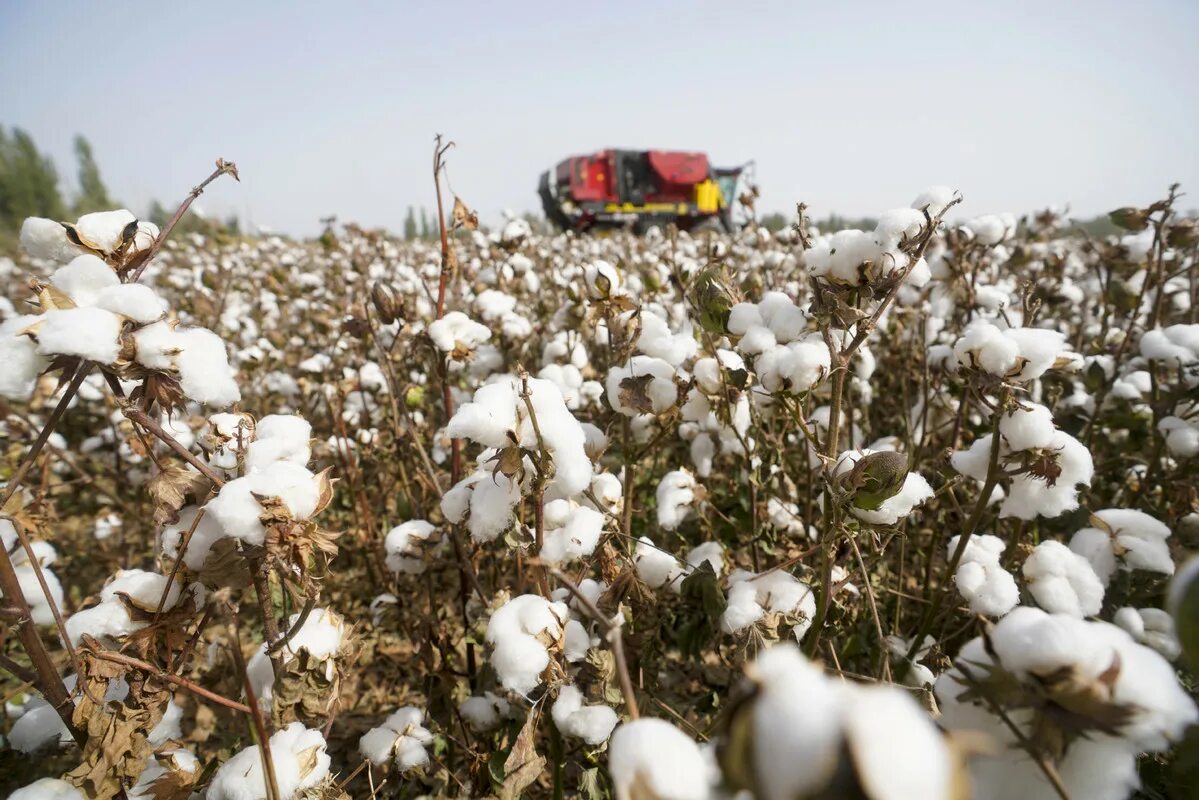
[{"xmin": 539, "ymin": 149, "xmax": 750, "ymax": 234}]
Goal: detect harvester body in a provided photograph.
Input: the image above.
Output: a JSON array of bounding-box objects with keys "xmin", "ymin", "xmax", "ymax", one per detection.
[{"xmin": 539, "ymin": 149, "xmax": 746, "ymax": 233}]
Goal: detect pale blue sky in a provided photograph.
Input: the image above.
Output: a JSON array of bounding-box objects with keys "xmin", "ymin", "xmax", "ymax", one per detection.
[{"xmin": 2, "ymin": 1, "xmax": 1197, "ymax": 235}]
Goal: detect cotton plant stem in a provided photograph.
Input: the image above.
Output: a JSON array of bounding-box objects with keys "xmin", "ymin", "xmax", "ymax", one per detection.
[
  {"xmin": 901, "ymin": 392, "xmax": 1006, "ymax": 674},
  {"xmin": 121, "ymin": 405, "xmax": 226, "ymax": 487},
  {"xmin": 85, "ymin": 643, "xmax": 252, "ymax": 715},
  {"xmin": 0, "ymin": 541, "xmax": 86, "ymax": 745},
  {"xmin": 546, "ymin": 565, "xmax": 640, "ymax": 720},
  {"xmin": 227, "ymin": 615, "xmax": 282, "ymax": 800},
  {"xmin": 5, "ymin": 516, "xmax": 80, "ymax": 674}
]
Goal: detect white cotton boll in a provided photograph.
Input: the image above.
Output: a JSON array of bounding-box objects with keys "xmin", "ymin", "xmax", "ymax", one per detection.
[
  {"xmin": 36, "ymin": 307, "xmax": 123, "ymax": 363},
  {"xmin": 1023, "ymin": 540, "xmax": 1105, "ymax": 617},
  {"xmin": 1158, "ymin": 415, "xmax": 1199, "ymax": 457},
  {"xmin": 1005, "ymin": 327, "xmax": 1069, "ymax": 381},
  {"xmin": 207, "ymin": 722, "xmax": 330, "ymax": 800},
  {"xmin": 428, "ymin": 311, "xmax": 491, "ymax": 352},
  {"xmin": 161, "ymin": 505, "xmax": 225, "ymax": 570},
  {"xmin": 64, "ymin": 599, "xmax": 144, "ymax": 646},
  {"xmin": 0, "ymin": 314, "xmax": 48, "ymax": 399},
  {"xmin": 584, "ymin": 259, "xmax": 621, "ymax": 297},
  {"xmin": 486, "ymin": 594, "xmax": 567, "ymax": 694},
  {"xmin": 173, "ymin": 327, "xmax": 240, "ymax": 407},
  {"xmin": 245, "ymin": 414, "xmax": 312, "ymax": 472},
  {"xmin": 552, "ymin": 685, "xmax": 619, "ymax": 745},
  {"xmin": 100, "ymin": 568, "xmax": 182, "ymax": 612},
  {"xmin": 1114, "ymin": 607, "xmax": 1181, "ymax": 661},
  {"xmin": 634, "ymin": 536, "xmax": 685, "ymax": 591},
  {"xmin": 949, "ymin": 534, "xmax": 1020, "ymax": 616},
  {"xmin": 606, "ymin": 356, "xmax": 679, "ymax": 416},
  {"xmin": 48, "ymin": 254, "xmax": 119, "ymax": 304},
  {"xmin": 727, "ymin": 302, "xmax": 763, "ymax": 336},
  {"xmin": 1000, "ymin": 431, "xmax": 1093, "ymax": 520},
  {"xmin": 1068, "ymin": 508, "xmax": 1174, "ymax": 586},
  {"xmin": 953, "ymin": 321, "xmax": 1018, "ymax": 375},
  {"xmin": 1139, "ymin": 324, "xmax": 1199, "ymax": 366},
  {"xmin": 722, "ymin": 569, "xmax": 816, "ymax": 639},
  {"xmin": 848, "ymin": 471, "xmax": 934, "ymax": 526},
  {"xmin": 447, "ymin": 381, "xmax": 519, "ymax": 448},
  {"xmin": 93, "ymin": 512, "xmax": 120, "ymax": 541},
  {"xmin": 540, "ymin": 503, "xmax": 605, "ymax": 564},
  {"xmin": 911, "ymin": 186, "xmax": 957, "ymax": 216},
  {"xmin": 128, "ymin": 748, "xmax": 198, "ymax": 800},
  {"xmin": 131, "ymin": 320, "xmax": 179, "ymax": 369},
  {"xmin": 758, "ymin": 293, "xmax": 808, "ymax": 342},
  {"xmin": 842, "ymin": 683, "xmax": 954, "ymax": 800},
  {"xmin": 999, "ymin": 402, "xmax": 1056, "ymax": 451},
  {"xmin": 73, "ymin": 209, "xmax": 137, "ymax": 253},
  {"xmin": 459, "ymin": 692, "xmax": 510, "ymax": 732},
  {"xmin": 9, "ymin": 778, "xmax": 85, "ymax": 800},
  {"xmin": 468, "ymin": 472, "xmax": 521, "ymax": 543},
  {"xmin": 475, "ymin": 289, "xmax": 517, "ymax": 321},
  {"xmin": 874, "ymin": 207, "xmax": 926, "ymax": 248},
  {"xmin": 20, "ymin": 217, "xmax": 81, "ymax": 263},
  {"xmin": 656, "ymin": 469, "xmax": 697, "ymax": 530},
  {"xmin": 384, "ymin": 520, "xmax": 440, "ymax": 574},
  {"xmin": 205, "ymin": 461, "xmax": 320, "ymax": 545},
  {"xmin": 637, "ymin": 311, "xmax": 697, "ymax": 366},
  {"xmin": 359, "ymin": 707, "xmax": 434, "ymax": 770},
  {"xmin": 93, "ymin": 284, "xmax": 168, "ymax": 322},
  {"xmin": 686, "ymin": 541, "xmax": 724, "ymax": 577},
  {"xmin": 248, "ymin": 608, "xmax": 345, "ymax": 705},
  {"xmin": 563, "ymin": 618, "xmax": 595, "ymax": 661},
  {"xmin": 736, "ymin": 324, "xmax": 777, "ymax": 355},
  {"xmin": 608, "ymin": 718, "xmax": 711, "ymax": 800}
]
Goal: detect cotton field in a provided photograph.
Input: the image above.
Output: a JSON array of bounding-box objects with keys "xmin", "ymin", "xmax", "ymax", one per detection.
[{"xmin": 1, "ymin": 167, "xmax": 1198, "ymax": 800}]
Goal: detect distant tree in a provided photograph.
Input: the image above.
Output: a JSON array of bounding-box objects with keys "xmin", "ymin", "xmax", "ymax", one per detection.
[
  {"xmin": 72, "ymin": 135, "xmax": 111, "ymax": 215},
  {"xmin": 146, "ymin": 199, "xmax": 170, "ymax": 227},
  {"xmin": 420, "ymin": 208, "xmax": 432, "ymax": 240},
  {"xmin": 403, "ymin": 206, "xmax": 417, "ymax": 240},
  {"xmin": 224, "ymin": 214, "xmax": 241, "ymax": 236},
  {"xmin": 759, "ymin": 212, "xmax": 789, "ymax": 233},
  {"xmin": 0, "ymin": 126, "xmax": 66, "ymax": 233}
]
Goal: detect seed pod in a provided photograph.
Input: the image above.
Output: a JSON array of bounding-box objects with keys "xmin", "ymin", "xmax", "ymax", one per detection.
[
  {"xmin": 371, "ymin": 282, "xmax": 401, "ymax": 325},
  {"xmin": 1167, "ymin": 219, "xmax": 1199, "ymax": 248},
  {"xmin": 1109, "ymin": 207, "xmax": 1149, "ymax": 232}
]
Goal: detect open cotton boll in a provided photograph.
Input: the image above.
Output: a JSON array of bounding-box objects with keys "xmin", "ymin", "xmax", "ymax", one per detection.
[
  {"xmin": 100, "ymin": 568, "xmax": 182, "ymax": 612},
  {"xmin": 20, "ymin": 217, "xmax": 84, "ymax": 263},
  {"xmin": 686, "ymin": 541, "xmax": 725, "ymax": 577},
  {"xmin": 36, "ymin": 307, "xmax": 123, "ymax": 364},
  {"xmin": 950, "ymin": 534, "xmax": 1020, "ymax": 617},
  {"xmin": 9, "ymin": 778, "xmax": 85, "ymax": 800},
  {"xmin": 384, "ymin": 519, "xmax": 441, "ymax": 574},
  {"xmin": 459, "ymin": 691, "xmax": 511, "ymax": 732},
  {"xmin": 248, "ymin": 608, "xmax": 345, "ymax": 705},
  {"xmin": 485, "ymin": 594, "xmax": 568, "ymax": 694},
  {"xmin": 1114, "ymin": 607, "xmax": 1181, "ymax": 661},
  {"xmin": 359, "ymin": 707, "xmax": 435, "ymax": 770},
  {"xmin": 953, "ymin": 321, "xmax": 1019, "ymax": 375},
  {"xmin": 656, "ymin": 469, "xmax": 697, "ymax": 530},
  {"xmin": 999, "ymin": 402, "xmax": 1057, "ymax": 451},
  {"xmin": 584, "ymin": 259, "xmax": 621, "ymax": 297},
  {"xmin": 64, "ymin": 598, "xmax": 144, "ymax": 646},
  {"xmin": 912, "ymin": 185, "xmax": 957, "ymax": 216},
  {"xmin": 841, "ymin": 683, "xmax": 954, "ymax": 800},
  {"xmin": 540, "ymin": 501, "xmax": 605, "ymax": 564},
  {"xmin": 0, "ymin": 314, "xmax": 48, "ymax": 399},
  {"xmin": 722, "ymin": 568, "xmax": 816, "ymax": 640},
  {"xmin": 161, "ymin": 505, "xmax": 225, "ymax": 570},
  {"xmin": 1139, "ymin": 324, "xmax": 1199, "ymax": 366},
  {"xmin": 1068, "ymin": 508, "xmax": 1174, "ymax": 586},
  {"xmin": 874, "ymin": 207, "xmax": 926, "ymax": 248},
  {"xmin": 848, "ymin": 471, "xmax": 934, "ymax": 526},
  {"xmin": 93, "ymin": 284, "xmax": 169, "ymax": 323},
  {"xmin": 1158, "ymin": 415, "xmax": 1199, "ymax": 457},
  {"xmin": 637, "ymin": 311, "xmax": 697, "ymax": 366},
  {"xmin": 1023, "ymin": 540, "xmax": 1105, "ymax": 617},
  {"xmin": 1005, "ymin": 327, "xmax": 1070, "ymax": 381},
  {"xmin": 606, "ymin": 355, "xmax": 680, "ymax": 416},
  {"xmin": 608, "ymin": 718, "xmax": 711, "ymax": 800},
  {"xmin": 552, "ymin": 685, "xmax": 619, "ymax": 745},
  {"xmin": 127, "ymin": 748, "xmax": 199, "ymax": 800},
  {"xmin": 174, "ymin": 327, "xmax": 240, "ymax": 407},
  {"xmin": 245, "ymin": 414, "xmax": 312, "ymax": 472},
  {"xmin": 635, "ymin": 536, "xmax": 686, "ymax": 591},
  {"xmin": 999, "ymin": 430, "xmax": 1093, "ymax": 520},
  {"xmin": 428, "ymin": 310, "xmax": 491, "ymax": 352},
  {"xmin": 205, "ymin": 461, "xmax": 321, "ymax": 545},
  {"xmin": 48, "ymin": 254, "xmax": 119, "ymax": 304},
  {"xmin": 73, "ymin": 209, "xmax": 140, "ymax": 254},
  {"xmin": 207, "ymin": 722, "xmax": 330, "ymax": 800}
]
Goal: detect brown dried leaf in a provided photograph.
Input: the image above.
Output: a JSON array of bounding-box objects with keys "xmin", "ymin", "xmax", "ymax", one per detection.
[
  {"xmin": 501, "ymin": 709, "xmax": 546, "ymax": 800},
  {"xmin": 147, "ymin": 461, "xmax": 212, "ymax": 526},
  {"xmin": 618, "ymin": 373, "xmax": 657, "ymax": 414},
  {"xmin": 452, "ymin": 196, "xmax": 479, "ymax": 231}
]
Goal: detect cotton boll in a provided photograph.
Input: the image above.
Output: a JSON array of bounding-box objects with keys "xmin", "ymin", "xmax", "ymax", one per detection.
[
  {"xmin": 841, "ymin": 683, "xmax": 953, "ymax": 800},
  {"xmin": 606, "ymin": 356, "xmax": 680, "ymax": 416},
  {"xmin": 656, "ymin": 469, "xmax": 697, "ymax": 530},
  {"xmin": 173, "ymin": 327, "xmax": 241, "ymax": 407},
  {"xmin": 48, "ymin": 254, "xmax": 119, "ymax": 304},
  {"xmin": 999, "ymin": 402, "xmax": 1057, "ymax": 451},
  {"xmin": 9, "ymin": 778, "xmax": 85, "ymax": 800},
  {"xmin": 721, "ymin": 569, "xmax": 816, "ymax": 640},
  {"xmin": 1139, "ymin": 324, "xmax": 1199, "ymax": 366},
  {"xmin": 100, "ymin": 568, "xmax": 182, "ymax": 612},
  {"xmin": 552, "ymin": 685, "xmax": 619, "ymax": 745},
  {"xmin": 384, "ymin": 519, "xmax": 441, "ymax": 574},
  {"xmin": 64, "ymin": 599, "xmax": 144, "ymax": 646},
  {"xmin": 1068, "ymin": 508, "xmax": 1174, "ymax": 585},
  {"xmin": 1005, "ymin": 327, "xmax": 1070, "ymax": 381},
  {"xmin": 73, "ymin": 209, "xmax": 138, "ymax": 254},
  {"xmin": 637, "ymin": 311, "xmax": 697, "ymax": 366},
  {"xmin": 359, "ymin": 707, "xmax": 434, "ymax": 770},
  {"xmin": 93, "ymin": 284, "xmax": 169, "ymax": 322},
  {"xmin": 0, "ymin": 314, "xmax": 48, "ymax": 399},
  {"xmin": 20, "ymin": 217, "xmax": 82, "ymax": 263},
  {"xmin": 161, "ymin": 505, "xmax": 225, "ymax": 571},
  {"xmin": 686, "ymin": 541, "xmax": 724, "ymax": 578},
  {"xmin": 953, "ymin": 321, "xmax": 1019, "ymax": 375},
  {"xmin": 486, "ymin": 594, "xmax": 568, "ymax": 694},
  {"xmin": 635, "ymin": 536, "xmax": 686, "ymax": 591},
  {"xmin": 459, "ymin": 692, "xmax": 511, "ymax": 732},
  {"xmin": 36, "ymin": 307, "xmax": 123, "ymax": 364},
  {"xmin": 132, "ymin": 319, "xmax": 180, "ymax": 370},
  {"xmin": 540, "ymin": 503, "xmax": 604, "ymax": 564},
  {"xmin": 245, "ymin": 414, "xmax": 312, "ymax": 472},
  {"xmin": 584, "ymin": 260, "xmax": 621, "ymax": 297},
  {"xmin": 912, "ymin": 186, "xmax": 957, "ymax": 216},
  {"xmin": 207, "ymin": 722, "xmax": 330, "ymax": 800},
  {"xmin": 205, "ymin": 461, "xmax": 321, "ymax": 545},
  {"xmin": 247, "ymin": 608, "xmax": 345, "ymax": 705},
  {"xmin": 608, "ymin": 718, "xmax": 711, "ymax": 800},
  {"xmin": 848, "ymin": 471, "xmax": 934, "ymax": 526},
  {"xmin": 1023, "ymin": 540, "xmax": 1105, "ymax": 617},
  {"xmin": 950, "ymin": 534, "xmax": 1020, "ymax": 616},
  {"xmin": 428, "ymin": 311, "xmax": 491, "ymax": 352},
  {"xmin": 1000, "ymin": 430, "xmax": 1093, "ymax": 520},
  {"xmin": 1158, "ymin": 415, "xmax": 1199, "ymax": 457},
  {"xmin": 1114, "ymin": 607, "xmax": 1181, "ymax": 661}
]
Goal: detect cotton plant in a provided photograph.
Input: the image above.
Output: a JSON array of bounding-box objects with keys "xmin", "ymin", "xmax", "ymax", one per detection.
[
  {"xmin": 0, "ymin": 519, "xmax": 64, "ymax": 625},
  {"xmin": 949, "ymin": 533, "xmax": 1020, "ymax": 617},
  {"xmin": 722, "ymin": 568, "xmax": 816, "ymax": 642},
  {"xmin": 607, "ymin": 717, "xmax": 712, "ymax": 800},
  {"xmin": 207, "ymin": 722, "xmax": 332, "ymax": 800},
  {"xmin": 485, "ymin": 593, "xmax": 570, "ymax": 695},
  {"xmin": 384, "ymin": 519, "xmax": 445, "ymax": 574},
  {"xmin": 359, "ymin": 706, "xmax": 435, "ymax": 772},
  {"xmin": 246, "ymin": 607, "xmax": 349, "ymax": 710},
  {"xmin": 551, "ymin": 685, "xmax": 619, "ymax": 746},
  {"xmin": 1067, "ymin": 508, "xmax": 1175, "ymax": 586},
  {"xmin": 936, "ymin": 607, "xmax": 1197, "ymax": 800}
]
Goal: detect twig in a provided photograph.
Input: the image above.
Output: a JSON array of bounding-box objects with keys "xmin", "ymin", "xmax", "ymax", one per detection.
[{"xmin": 84, "ymin": 642, "xmax": 252, "ymax": 715}]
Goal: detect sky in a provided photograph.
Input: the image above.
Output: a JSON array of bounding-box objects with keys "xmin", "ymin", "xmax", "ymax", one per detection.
[{"xmin": 2, "ymin": 0, "xmax": 1197, "ymax": 236}]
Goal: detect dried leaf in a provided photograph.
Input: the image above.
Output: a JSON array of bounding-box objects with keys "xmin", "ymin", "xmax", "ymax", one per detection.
[
  {"xmin": 618, "ymin": 373, "xmax": 657, "ymax": 414},
  {"xmin": 500, "ymin": 709, "xmax": 547, "ymax": 800},
  {"xmin": 452, "ymin": 196, "xmax": 479, "ymax": 231},
  {"xmin": 146, "ymin": 460, "xmax": 212, "ymax": 526}
]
